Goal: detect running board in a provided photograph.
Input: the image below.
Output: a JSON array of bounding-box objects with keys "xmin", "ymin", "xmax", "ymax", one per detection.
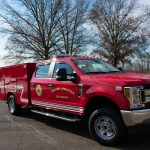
[{"xmin": 31, "ymin": 110, "xmax": 81, "ymax": 122}]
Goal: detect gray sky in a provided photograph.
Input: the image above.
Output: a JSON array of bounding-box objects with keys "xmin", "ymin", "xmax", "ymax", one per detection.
[
  {"xmin": 0, "ymin": 0, "xmax": 150, "ymax": 67},
  {"xmin": 138, "ymin": 0, "xmax": 150, "ymax": 5}
]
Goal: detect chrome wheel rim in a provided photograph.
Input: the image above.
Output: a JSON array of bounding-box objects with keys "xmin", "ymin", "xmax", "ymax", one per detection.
[
  {"xmin": 94, "ymin": 116, "xmax": 117, "ymax": 140},
  {"xmin": 9, "ymin": 98, "xmax": 15, "ymax": 113}
]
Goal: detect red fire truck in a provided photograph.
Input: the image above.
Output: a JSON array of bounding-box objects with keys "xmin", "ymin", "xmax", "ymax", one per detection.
[{"xmin": 0, "ymin": 56, "xmax": 150, "ymax": 145}]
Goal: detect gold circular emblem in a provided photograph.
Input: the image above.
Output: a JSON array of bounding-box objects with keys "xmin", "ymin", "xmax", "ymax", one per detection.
[{"xmin": 36, "ymin": 85, "xmax": 42, "ymax": 96}]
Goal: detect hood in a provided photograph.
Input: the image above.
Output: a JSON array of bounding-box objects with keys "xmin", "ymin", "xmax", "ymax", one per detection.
[{"xmin": 81, "ymin": 73, "xmax": 150, "ymax": 86}]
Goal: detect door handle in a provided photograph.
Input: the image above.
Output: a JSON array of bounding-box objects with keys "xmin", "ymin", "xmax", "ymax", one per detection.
[
  {"xmin": 31, "ymin": 83, "xmax": 36, "ymax": 88},
  {"xmin": 48, "ymin": 84, "xmax": 55, "ymax": 88}
]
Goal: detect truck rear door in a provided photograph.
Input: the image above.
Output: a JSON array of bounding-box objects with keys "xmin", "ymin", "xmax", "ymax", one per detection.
[{"xmin": 30, "ymin": 63, "xmax": 52, "ymax": 107}]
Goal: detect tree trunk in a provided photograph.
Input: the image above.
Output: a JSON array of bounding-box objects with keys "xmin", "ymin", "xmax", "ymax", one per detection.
[
  {"xmin": 44, "ymin": 47, "xmax": 49, "ymax": 60},
  {"xmin": 113, "ymin": 58, "xmax": 118, "ymax": 67}
]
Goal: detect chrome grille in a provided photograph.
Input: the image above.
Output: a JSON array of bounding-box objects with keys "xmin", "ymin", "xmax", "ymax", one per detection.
[
  {"xmin": 124, "ymin": 87, "xmax": 130, "ymax": 99},
  {"xmin": 144, "ymin": 89, "xmax": 150, "ymax": 103}
]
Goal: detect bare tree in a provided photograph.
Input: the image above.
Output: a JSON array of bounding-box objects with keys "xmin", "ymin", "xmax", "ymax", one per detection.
[
  {"xmin": 0, "ymin": 0, "xmax": 90, "ymax": 63},
  {"xmin": 0, "ymin": 0, "xmax": 63, "ymax": 62},
  {"xmin": 124, "ymin": 52, "xmax": 150, "ymax": 72},
  {"xmin": 55, "ymin": 0, "xmax": 90, "ymax": 55},
  {"xmin": 90, "ymin": 0, "xmax": 149, "ymax": 67}
]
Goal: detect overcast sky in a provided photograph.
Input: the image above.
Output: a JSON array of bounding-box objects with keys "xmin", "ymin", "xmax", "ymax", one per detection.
[
  {"xmin": 0, "ymin": 0, "xmax": 150, "ymax": 67},
  {"xmin": 138, "ymin": 0, "xmax": 150, "ymax": 5}
]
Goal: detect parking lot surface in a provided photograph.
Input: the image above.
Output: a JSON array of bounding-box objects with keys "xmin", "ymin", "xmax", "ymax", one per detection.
[{"xmin": 0, "ymin": 101, "xmax": 150, "ymax": 150}]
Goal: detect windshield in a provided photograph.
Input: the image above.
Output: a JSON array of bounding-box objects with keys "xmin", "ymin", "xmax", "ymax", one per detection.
[{"xmin": 72, "ymin": 59, "xmax": 120, "ymax": 74}]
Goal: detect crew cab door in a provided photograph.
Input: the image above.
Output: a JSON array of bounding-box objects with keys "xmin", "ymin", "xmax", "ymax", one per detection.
[
  {"xmin": 49, "ymin": 62, "xmax": 80, "ymax": 104},
  {"xmin": 30, "ymin": 63, "xmax": 53, "ymax": 105}
]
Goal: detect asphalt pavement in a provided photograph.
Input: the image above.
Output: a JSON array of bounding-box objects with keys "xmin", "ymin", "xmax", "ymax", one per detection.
[{"xmin": 0, "ymin": 101, "xmax": 150, "ymax": 150}]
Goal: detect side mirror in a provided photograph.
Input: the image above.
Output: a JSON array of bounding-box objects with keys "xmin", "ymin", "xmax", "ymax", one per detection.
[
  {"xmin": 56, "ymin": 68, "xmax": 78, "ymax": 82},
  {"xmin": 56, "ymin": 68, "xmax": 67, "ymax": 81},
  {"xmin": 68, "ymin": 72, "xmax": 78, "ymax": 82}
]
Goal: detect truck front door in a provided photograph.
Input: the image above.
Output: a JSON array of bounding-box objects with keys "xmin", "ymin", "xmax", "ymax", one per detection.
[{"xmin": 49, "ymin": 62, "xmax": 81, "ymax": 104}]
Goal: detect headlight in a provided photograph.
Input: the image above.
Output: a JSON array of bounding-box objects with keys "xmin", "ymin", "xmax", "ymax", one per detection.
[{"xmin": 124, "ymin": 86, "xmax": 144, "ymax": 108}]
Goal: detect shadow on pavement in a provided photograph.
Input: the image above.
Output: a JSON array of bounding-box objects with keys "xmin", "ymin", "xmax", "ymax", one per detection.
[
  {"xmin": 19, "ymin": 109, "xmax": 91, "ymax": 138},
  {"xmin": 18, "ymin": 109, "xmax": 150, "ymax": 149}
]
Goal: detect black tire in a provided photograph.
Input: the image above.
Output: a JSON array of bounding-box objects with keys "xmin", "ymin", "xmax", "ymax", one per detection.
[
  {"xmin": 88, "ymin": 108, "xmax": 126, "ymax": 146},
  {"xmin": 8, "ymin": 95, "xmax": 21, "ymax": 115}
]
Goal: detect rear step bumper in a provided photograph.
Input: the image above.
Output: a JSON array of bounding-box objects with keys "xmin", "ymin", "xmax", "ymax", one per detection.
[{"xmin": 31, "ymin": 110, "xmax": 81, "ymax": 122}]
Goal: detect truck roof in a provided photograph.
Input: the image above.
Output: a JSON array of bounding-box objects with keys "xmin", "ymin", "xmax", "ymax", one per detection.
[
  {"xmin": 37, "ymin": 55, "xmax": 94, "ymax": 64},
  {"xmin": 0, "ymin": 55, "xmax": 94, "ymax": 68}
]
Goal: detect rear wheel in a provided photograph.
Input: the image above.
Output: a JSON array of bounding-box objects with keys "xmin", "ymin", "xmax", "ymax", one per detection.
[
  {"xmin": 88, "ymin": 108, "xmax": 126, "ymax": 146},
  {"xmin": 8, "ymin": 95, "xmax": 21, "ymax": 115}
]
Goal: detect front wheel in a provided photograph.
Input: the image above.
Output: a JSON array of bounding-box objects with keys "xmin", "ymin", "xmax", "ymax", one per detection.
[
  {"xmin": 88, "ymin": 108, "xmax": 126, "ymax": 146},
  {"xmin": 8, "ymin": 95, "xmax": 21, "ymax": 115}
]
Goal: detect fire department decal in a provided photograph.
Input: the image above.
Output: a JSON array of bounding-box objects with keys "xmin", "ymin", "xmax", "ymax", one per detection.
[
  {"xmin": 56, "ymin": 95, "xmax": 69, "ymax": 99},
  {"xmin": 36, "ymin": 84, "xmax": 42, "ymax": 96},
  {"xmin": 51, "ymin": 87, "xmax": 74, "ymax": 95}
]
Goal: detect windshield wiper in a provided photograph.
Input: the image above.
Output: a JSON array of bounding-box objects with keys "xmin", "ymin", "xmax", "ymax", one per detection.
[
  {"xmin": 85, "ymin": 71, "xmax": 109, "ymax": 74},
  {"xmin": 85, "ymin": 71, "xmax": 121, "ymax": 74},
  {"xmin": 108, "ymin": 71, "xmax": 120, "ymax": 73}
]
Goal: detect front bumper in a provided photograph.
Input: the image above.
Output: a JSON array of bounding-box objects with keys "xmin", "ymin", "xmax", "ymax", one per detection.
[{"xmin": 121, "ymin": 109, "xmax": 150, "ymax": 126}]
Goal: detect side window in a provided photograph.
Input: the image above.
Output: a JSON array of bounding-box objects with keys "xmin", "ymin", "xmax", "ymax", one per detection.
[
  {"xmin": 36, "ymin": 64, "xmax": 50, "ymax": 78},
  {"xmin": 53, "ymin": 62, "xmax": 73, "ymax": 78}
]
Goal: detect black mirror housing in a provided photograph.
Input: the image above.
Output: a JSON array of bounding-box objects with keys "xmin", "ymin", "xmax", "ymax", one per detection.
[
  {"xmin": 67, "ymin": 73, "xmax": 78, "ymax": 82},
  {"xmin": 56, "ymin": 68, "xmax": 67, "ymax": 81},
  {"xmin": 56, "ymin": 68, "xmax": 78, "ymax": 82}
]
